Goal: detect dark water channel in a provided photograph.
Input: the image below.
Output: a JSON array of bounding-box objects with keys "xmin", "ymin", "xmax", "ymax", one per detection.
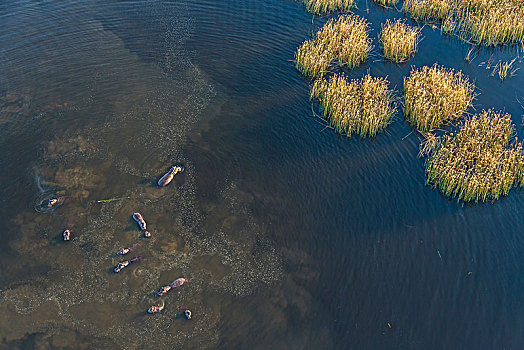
[{"xmin": 0, "ymin": 0, "xmax": 523, "ymax": 349}]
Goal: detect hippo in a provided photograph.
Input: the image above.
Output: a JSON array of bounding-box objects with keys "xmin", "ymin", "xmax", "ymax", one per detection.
[
  {"xmin": 169, "ymin": 278, "xmax": 187, "ymax": 288},
  {"xmin": 156, "ymin": 285, "xmax": 171, "ymax": 296},
  {"xmin": 157, "ymin": 166, "xmax": 183, "ymax": 187},
  {"xmin": 155, "ymin": 278, "xmax": 187, "ymax": 296},
  {"xmin": 132, "ymin": 212, "xmax": 147, "ymax": 231},
  {"xmin": 48, "ymin": 196, "xmax": 66, "ymax": 208},
  {"xmin": 113, "ymin": 256, "xmax": 141, "ymax": 273},
  {"xmin": 184, "ymin": 309, "xmax": 192, "ymax": 320},
  {"xmin": 116, "ymin": 242, "xmax": 139, "ymax": 255},
  {"xmin": 147, "ymin": 304, "xmax": 164, "ymax": 314}
]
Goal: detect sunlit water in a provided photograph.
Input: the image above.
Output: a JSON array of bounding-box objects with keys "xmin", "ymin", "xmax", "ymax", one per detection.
[{"xmin": 0, "ymin": 0, "xmax": 523, "ymax": 349}]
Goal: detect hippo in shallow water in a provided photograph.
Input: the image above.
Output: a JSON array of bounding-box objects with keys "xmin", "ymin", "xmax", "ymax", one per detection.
[
  {"xmin": 147, "ymin": 304, "xmax": 164, "ymax": 314},
  {"xmin": 184, "ymin": 309, "xmax": 192, "ymax": 320},
  {"xmin": 169, "ymin": 277, "xmax": 187, "ymax": 288},
  {"xmin": 48, "ymin": 196, "xmax": 66, "ymax": 208},
  {"xmin": 116, "ymin": 242, "xmax": 139, "ymax": 255},
  {"xmin": 157, "ymin": 166, "xmax": 184, "ymax": 187},
  {"xmin": 156, "ymin": 285, "xmax": 171, "ymax": 296},
  {"xmin": 155, "ymin": 278, "xmax": 187, "ymax": 296},
  {"xmin": 113, "ymin": 256, "xmax": 141, "ymax": 273},
  {"xmin": 132, "ymin": 212, "xmax": 147, "ymax": 231}
]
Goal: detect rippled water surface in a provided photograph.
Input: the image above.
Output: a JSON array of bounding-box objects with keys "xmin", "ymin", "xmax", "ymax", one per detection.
[{"xmin": 0, "ymin": 0, "xmax": 523, "ymax": 349}]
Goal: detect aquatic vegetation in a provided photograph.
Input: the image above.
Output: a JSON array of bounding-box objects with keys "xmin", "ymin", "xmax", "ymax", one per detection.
[
  {"xmin": 402, "ymin": 0, "xmax": 452, "ymax": 22},
  {"xmin": 458, "ymin": 0, "xmax": 524, "ymax": 46},
  {"xmin": 404, "ymin": 64, "xmax": 474, "ymax": 131},
  {"xmin": 418, "ymin": 131, "xmax": 440, "ymax": 157},
  {"xmin": 371, "ymin": 0, "xmax": 401, "ymax": 7},
  {"xmin": 300, "ymin": 0, "xmax": 354, "ymax": 14},
  {"xmin": 46, "ymin": 136, "xmax": 94, "ymax": 160},
  {"xmin": 403, "ymin": 0, "xmax": 524, "ymax": 45},
  {"xmin": 426, "ymin": 110, "xmax": 524, "ymax": 202},
  {"xmin": 380, "ymin": 19, "xmax": 420, "ymax": 63},
  {"xmin": 37, "ymin": 164, "xmax": 106, "ymax": 201},
  {"xmin": 311, "ymin": 73, "xmax": 395, "ymax": 137},
  {"xmin": 295, "ymin": 15, "xmax": 372, "ymax": 78},
  {"xmin": 493, "ymin": 58, "xmax": 519, "ymax": 81},
  {"xmin": 0, "ymin": 92, "xmax": 31, "ymax": 125}
]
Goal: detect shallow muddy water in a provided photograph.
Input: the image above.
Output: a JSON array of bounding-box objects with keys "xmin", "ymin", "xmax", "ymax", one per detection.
[{"xmin": 0, "ymin": 0, "xmax": 523, "ymax": 349}]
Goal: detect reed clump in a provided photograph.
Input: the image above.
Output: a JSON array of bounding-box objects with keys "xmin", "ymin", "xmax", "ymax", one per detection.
[
  {"xmin": 311, "ymin": 73, "xmax": 395, "ymax": 137},
  {"xmin": 403, "ymin": 0, "xmax": 524, "ymax": 45},
  {"xmin": 301, "ymin": 0, "xmax": 355, "ymax": 14},
  {"xmin": 371, "ymin": 0, "xmax": 400, "ymax": 6},
  {"xmin": 295, "ymin": 15, "xmax": 372, "ymax": 78},
  {"xmin": 426, "ymin": 110, "xmax": 524, "ymax": 202},
  {"xmin": 380, "ymin": 20, "xmax": 420, "ymax": 63},
  {"xmin": 458, "ymin": 0, "xmax": 524, "ymax": 45},
  {"xmin": 402, "ymin": 0, "xmax": 452, "ymax": 22},
  {"xmin": 404, "ymin": 64, "xmax": 474, "ymax": 131}
]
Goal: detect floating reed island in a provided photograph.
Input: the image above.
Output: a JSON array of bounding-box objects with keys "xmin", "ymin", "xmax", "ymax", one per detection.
[
  {"xmin": 425, "ymin": 110, "xmax": 524, "ymax": 203},
  {"xmin": 404, "ymin": 64, "xmax": 475, "ymax": 131},
  {"xmin": 403, "ymin": 0, "xmax": 524, "ymax": 46},
  {"xmin": 295, "ymin": 15, "xmax": 372, "ymax": 78},
  {"xmin": 380, "ymin": 19, "xmax": 420, "ymax": 63},
  {"xmin": 300, "ymin": 0, "xmax": 354, "ymax": 14},
  {"xmin": 311, "ymin": 73, "xmax": 395, "ymax": 137}
]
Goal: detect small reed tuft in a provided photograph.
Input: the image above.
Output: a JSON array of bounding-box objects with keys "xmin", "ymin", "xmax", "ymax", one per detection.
[
  {"xmin": 426, "ymin": 110, "xmax": 524, "ymax": 202},
  {"xmin": 301, "ymin": 0, "xmax": 355, "ymax": 14},
  {"xmin": 311, "ymin": 73, "xmax": 395, "ymax": 137},
  {"xmin": 380, "ymin": 19, "xmax": 420, "ymax": 63},
  {"xmin": 419, "ymin": 131, "xmax": 440, "ymax": 157},
  {"xmin": 404, "ymin": 64, "xmax": 475, "ymax": 131},
  {"xmin": 295, "ymin": 15, "xmax": 372, "ymax": 78}
]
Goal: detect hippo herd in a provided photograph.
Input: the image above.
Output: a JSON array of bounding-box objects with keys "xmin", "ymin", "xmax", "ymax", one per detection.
[{"xmin": 49, "ymin": 165, "xmax": 191, "ymax": 318}]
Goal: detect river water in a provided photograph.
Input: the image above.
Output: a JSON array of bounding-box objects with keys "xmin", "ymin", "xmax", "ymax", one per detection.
[{"xmin": 0, "ymin": 0, "xmax": 523, "ymax": 349}]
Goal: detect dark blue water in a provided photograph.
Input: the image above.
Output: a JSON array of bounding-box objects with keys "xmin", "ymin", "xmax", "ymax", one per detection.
[{"xmin": 0, "ymin": 0, "xmax": 523, "ymax": 349}]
